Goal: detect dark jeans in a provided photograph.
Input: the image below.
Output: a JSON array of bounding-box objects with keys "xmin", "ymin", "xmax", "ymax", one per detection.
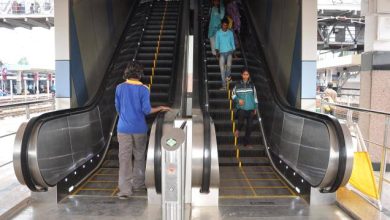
[{"xmin": 236, "ymin": 109, "xmax": 254, "ymax": 146}]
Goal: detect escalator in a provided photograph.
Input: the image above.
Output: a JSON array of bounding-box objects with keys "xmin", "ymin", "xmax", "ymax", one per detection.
[
  {"xmin": 198, "ymin": 1, "xmax": 353, "ymax": 204},
  {"xmin": 200, "ymin": 4, "xmax": 296, "ymax": 202},
  {"xmin": 13, "ymin": 0, "xmax": 184, "ymax": 200}
]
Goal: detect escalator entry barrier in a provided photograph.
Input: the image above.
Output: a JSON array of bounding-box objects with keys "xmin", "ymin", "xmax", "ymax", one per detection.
[{"xmin": 161, "ymin": 121, "xmax": 186, "ymax": 220}]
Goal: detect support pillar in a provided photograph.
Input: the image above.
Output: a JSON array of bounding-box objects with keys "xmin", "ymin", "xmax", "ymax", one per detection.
[
  {"xmin": 16, "ymin": 71, "xmax": 22, "ymax": 94},
  {"xmin": 359, "ymin": 0, "xmax": 390, "ymax": 164},
  {"xmin": 301, "ymin": 0, "xmax": 317, "ymax": 111},
  {"xmin": 54, "ymin": 0, "xmax": 71, "ymax": 109}
]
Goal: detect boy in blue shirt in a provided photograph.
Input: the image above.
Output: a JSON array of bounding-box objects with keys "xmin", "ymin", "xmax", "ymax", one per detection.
[
  {"xmin": 115, "ymin": 61, "xmax": 170, "ymax": 199},
  {"xmin": 215, "ymin": 18, "xmax": 235, "ymax": 90}
]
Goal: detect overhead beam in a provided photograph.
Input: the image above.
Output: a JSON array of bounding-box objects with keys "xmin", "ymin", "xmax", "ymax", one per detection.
[
  {"xmin": 0, "ymin": 21, "xmax": 14, "ymax": 29},
  {"xmin": 24, "ymin": 18, "xmax": 50, "ymax": 29},
  {"xmin": 2, "ymin": 18, "xmax": 32, "ymax": 30}
]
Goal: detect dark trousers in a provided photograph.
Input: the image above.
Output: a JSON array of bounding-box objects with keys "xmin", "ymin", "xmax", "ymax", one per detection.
[{"xmin": 236, "ymin": 109, "xmax": 254, "ymax": 146}]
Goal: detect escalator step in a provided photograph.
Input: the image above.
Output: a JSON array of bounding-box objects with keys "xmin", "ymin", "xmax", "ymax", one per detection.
[
  {"xmin": 138, "ymin": 59, "xmax": 173, "ymax": 67},
  {"xmin": 137, "ymin": 52, "xmax": 173, "ymax": 60},
  {"xmin": 218, "ymin": 144, "xmax": 265, "ymax": 157},
  {"xmin": 139, "ymin": 46, "xmax": 174, "ymax": 53}
]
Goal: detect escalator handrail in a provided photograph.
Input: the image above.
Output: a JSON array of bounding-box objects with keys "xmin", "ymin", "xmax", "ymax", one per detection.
[
  {"xmin": 16, "ymin": 0, "xmax": 141, "ymax": 191},
  {"xmin": 153, "ymin": 112, "xmax": 165, "ymax": 194},
  {"xmin": 242, "ymin": 1, "xmax": 348, "ymax": 192},
  {"xmin": 198, "ymin": 2, "xmax": 213, "ymax": 193},
  {"xmin": 169, "ymin": 0, "xmax": 185, "ymax": 107},
  {"xmin": 152, "ymin": 0, "xmax": 186, "ymax": 194},
  {"xmin": 133, "ymin": 1, "xmax": 154, "ymax": 62}
]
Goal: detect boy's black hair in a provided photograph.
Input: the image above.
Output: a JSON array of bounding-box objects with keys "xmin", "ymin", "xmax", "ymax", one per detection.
[
  {"xmin": 221, "ymin": 17, "xmax": 229, "ymax": 25},
  {"xmin": 123, "ymin": 61, "xmax": 144, "ymax": 80},
  {"xmin": 241, "ymin": 67, "xmax": 250, "ymax": 74}
]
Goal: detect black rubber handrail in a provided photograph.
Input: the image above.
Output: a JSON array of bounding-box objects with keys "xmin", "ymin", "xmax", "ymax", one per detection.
[
  {"xmin": 242, "ymin": 1, "xmax": 347, "ymax": 192},
  {"xmin": 198, "ymin": 2, "xmax": 212, "ymax": 193},
  {"xmin": 153, "ymin": 112, "xmax": 165, "ymax": 194},
  {"xmin": 18, "ymin": 0, "xmax": 140, "ymax": 191},
  {"xmin": 153, "ymin": 0, "xmax": 186, "ymax": 194},
  {"xmin": 200, "ymin": 111, "xmax": 211, "ymax": 193}
]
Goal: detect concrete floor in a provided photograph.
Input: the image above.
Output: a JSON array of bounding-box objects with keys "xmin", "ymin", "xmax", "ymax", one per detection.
[{"xmin": 9, "ymin": 193, "xmax": 353, "ymax": 220}]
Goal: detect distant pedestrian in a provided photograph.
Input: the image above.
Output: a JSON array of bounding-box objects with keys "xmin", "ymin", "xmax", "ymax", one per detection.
[
  {"xmin": 30, "ymin": 3, "xmax": 34, "ymax": 14},
  {"xmin": 323, "ymin": 82, "xmax": 337, "ymax": 115},
  {"xmin": 225, "ymin": 0, "xmax": 241, "ymax": 48},
  {"xmin": 208, "ymin": 0, "xmax": 225, "ymax": 56},
  {"xmin": 232, "ymin": 68, "xmax": 258, "ymax": 147},
  {"xmin": 115, "ymin": 61, "xmax": 170, "ymax": 199}
]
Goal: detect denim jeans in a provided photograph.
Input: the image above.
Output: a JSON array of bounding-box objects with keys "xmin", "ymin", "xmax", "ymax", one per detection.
[
  {"xmin": 219, "ymin": 51, "xmax": 233, "ymax": 87},
  {"xmin": 209, "ymin": 36, "xmax": 216, "ymax": 56}
]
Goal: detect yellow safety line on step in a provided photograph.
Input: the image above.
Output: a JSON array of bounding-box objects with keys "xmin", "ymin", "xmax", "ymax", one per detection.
[
  {"xmin": 272, "ymin": 170, "xmax": 297, "ymax": 196},
  {"xmin": 111, "ymin": 188, "xmax": 119, "ymax": 197},
  {"xmin": 88, "ymin": 180, "xmax": 117, "ymax": 183},
  {"xmin": 239, "ymin": 166, "xmax": 257, "ymax": 196},
  {"xmin": 95, "ymin": 173, "xmax": 118, "ymax": 176},
  {"xmin": 236, "ymin": 148, "xmax": 240, "ymax": 158},
  {"xmin": 72, "ymin": 172, "xmax": 99, "ymax": 195},
  {"xmin": 80, "ymin": 188, "xmax": 117, "ymax": 191},
  {"xmin": 149, "ymin": 1, "xmax": 168, "ymax": 90}
]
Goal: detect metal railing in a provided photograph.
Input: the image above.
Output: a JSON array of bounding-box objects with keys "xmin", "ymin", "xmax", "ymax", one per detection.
[
  {"xmin": 320, "ymin": 100, "xmax": 390, "ymax": 210},
  {"xmin": 0, "ymin": 0, "xmax": 53, "ymax": 15},
  {"xmin": 0, "ymin": 98, "xmax": 54, "ymax": 119}
]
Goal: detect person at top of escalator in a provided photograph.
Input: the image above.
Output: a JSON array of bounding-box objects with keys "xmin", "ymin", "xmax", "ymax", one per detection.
[
  {"xmin": 225, "ymin": 0, "xmax": 241, "ymax": 48},
  {"xmin": 215, "ymin": 17, "xmax": 235, "ymax": 90},
  {"xmin": 115, "ymin": 61, "xmax": 170, "ymax": 200},
  {"xmin": 208, "ymin": 0, "xmax": 225, "ymax": 56},
  {"xmin": 232, "ymin": 68, "xmax": 258, "ymax": 148}
]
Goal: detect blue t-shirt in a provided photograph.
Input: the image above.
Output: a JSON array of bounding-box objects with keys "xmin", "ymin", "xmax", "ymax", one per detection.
[
  {"xmin": 215, "ymin": 29, "xmax": 235, "ymax": 53},
  {"xmin": 115, "ymin": 80, "xmax": 152, "ymax": 134}
]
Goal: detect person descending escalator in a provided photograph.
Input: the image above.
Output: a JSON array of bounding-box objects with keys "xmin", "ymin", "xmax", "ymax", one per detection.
[
  {"xmin": 115, "ymin": 61, "xmax": 170, "ymax": 200},
  {"xmin": 215, "ymin": 18, "xmax": 235, "ymax": 90},
  {"xmin": 232, "ymin": 68, "xmax": 258, "ymax": 148},
  {"xmin": 208, "ymin": 0, "xmax": 225, "ymax": 57},
  {"xmin": 225, "ymin": 0, "xmax": 241, "ymax": 48}
]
